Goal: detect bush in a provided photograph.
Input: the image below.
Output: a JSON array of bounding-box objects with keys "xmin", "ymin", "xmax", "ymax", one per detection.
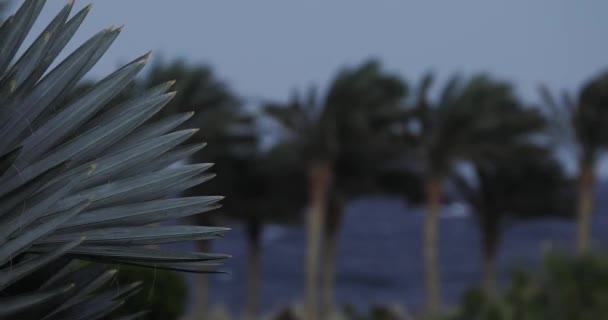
[
  {"xmin": 447, "ymin": 252, "xmax": 608, "ymax": 320},
  {"xmin": 110, "ymin": 266, "xmax": 188, "ymax": 320},
  {"xmin": 343, "ymin": 304, "xmax": 412, "ymax": 320}
]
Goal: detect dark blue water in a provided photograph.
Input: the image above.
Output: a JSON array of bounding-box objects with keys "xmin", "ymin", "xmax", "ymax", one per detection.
[{"xmin": 179, "ymin": 181, "xmax": 608, "ymax": 314}]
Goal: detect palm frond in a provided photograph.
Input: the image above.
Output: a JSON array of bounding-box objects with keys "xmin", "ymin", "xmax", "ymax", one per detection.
[{"xmin": 0, "ymin": 1, "xmax": 227, "ymax": 318}]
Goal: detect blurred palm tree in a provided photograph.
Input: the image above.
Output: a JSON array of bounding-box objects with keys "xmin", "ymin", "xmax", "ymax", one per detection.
[
  {"xmin": 215, "ymin": 141, "xmax": 307, "ymax": 320},
  {"xmin": 264, "ymin": 60, "xmax": 407, "ymax": 319},
  {"xmin": 243, "ymin": 142, "xmax": 307, "ymax": 320},
  {"xmin": 410, "ymin": 74, "xmax": 471, "ymax": 312},
  {"xmin": 264, "ymin": 86, "xmax": 334, "ymax": 320},
  {"xmin": 383, "ymin": 73, "xmax": 546, "ymax": 312},
  {"xmin": 322, "ymin": 62, "xmax": 408, "ymax": 318},
  {"xmin": 449, "ymin": 86, "xmax": 564, "ymax": 296},
  {"xmin": 455, "ymin": 144, "xmax": 574, "ymax": 295},
  {"xmin": 539, "ymin": 70, "xmax": 608, "ymax": 254}
]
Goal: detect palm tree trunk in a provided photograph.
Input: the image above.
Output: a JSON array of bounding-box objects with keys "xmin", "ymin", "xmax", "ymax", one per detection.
[
  {"xmin": 304, "ymin": 160, "xmax": 332, "ymax": 320},
  {"xmin": 577, "ymin": 163, "xmax": 595, "ymax": 254},
  {"xmin": 423, "ymin": 175, "xmax": 441, "ymax": 313},
  {"xmin": 191, "ymin": 241, "xmax": 210, "ymax": 320},
  {"xmin": 321, "ymin": 194, "xmax": 344, "ymax": 319},
  {"xmin": 481, "ymin": 220, "xmax": 499, "ymax": 296},
  {"xmin": 244, "ymin": 216, "xmax": 263, "ymax": 320}
]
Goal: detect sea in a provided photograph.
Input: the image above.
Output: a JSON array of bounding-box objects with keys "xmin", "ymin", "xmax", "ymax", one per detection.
[{"xmin": 177, "ymin": 181, "xmax": 608, "ymax": 315}]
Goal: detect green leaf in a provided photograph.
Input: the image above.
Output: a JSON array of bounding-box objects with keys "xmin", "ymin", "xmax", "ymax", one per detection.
[
  {"xmin": 0, "ymin": 283, "xmax": 74, "ymax": 318},
  {"xmin": 31, "ymin": 26, "xmax": 124, "ymax": 130},
  {"xmin": 80, "ymin": 80, "xmax": 175, "ymax": 132},
  {"xmin": 0, "ymin": 0, "xmax": 45, "ymax": 73},
  {"xmin": 39, "ymin": 260, "xmax": 78, "ymax": 290},
  {"xmin": 112, "ymin": 311, "xmax": 149, "ymax": 320},
  {"xmin": 68, "ymin": 88, "xmax": 172, "ymax": 164},
  {"xmin": 39, "ymin": 125, "xmax": 195, "ymax": 194},
  {"xmin": 17, "ymin": 4, "xmax": 93, "ymax": 98},
  {"xmin": 127, "ymin": 172, "xmax": 217, "ymax": 206},
  {"xmin": 46, "ymin": 290, "xmax": 126, "ymax": 320},
  {"xmin": 82, "ymin": 75, "xmax": 172, "ymax": 139},
  {"xmin": 110, "ymin": 281, "xmax": 143, "ymax": 300},
  {"xmin": 58, "ymin": 196, "xmax": 223, "ymax": 231},
  {"xmin": 29, "ymin": 246, "xmax": 230, "ymax": 262},
  {"xmin": 0, "ymin": 201, "xmax": 90, "ymax": 266},
  {"xmin": 0, "ymin": 90, "xmax": 172, "ymax": 196},
  {"xmin": 0, "ymin": 168, "xmax": 83, "ymax": 243},
  {"xmin": 0, "ymin": 237, "xmax": 83, "ymax": 290},
  {"xmin": 0, "ymin": 0, "xmax": 72, "ymax": 90},
  {"xmin": 116, "ymin": 260, "xmax": 226, "ymax": 274},
  {"xmin": 40, "ymin": 225, "xmax": 229, "ymax": 246},
  {"xmin": 1, "ymin": 30, "xmax": 50, "ymax": 92},
  {"xmin": 0, "ymin": 27, "xmax": 110, "ymax": 151},
  {"xmin": 114, "ymin": 173, "xmax": 217, "ymax": 204},
  {"xmin": 119, "ymin": 143, "xmax": 207, "ymax": 179},
  {"xmin": 110, "ymin": 111, "xmax": 194, "ymax": 153},
  {"xmin": 17, "ymin": 53, "xmax": 149, "ymax": 165},
  {"xmin": 0, "ymin": 162, "xmax": 68, "ymax": 219},
  {"xmin": 0, "ymin": 146, "xmax": 21, "ymax": 176},
  {"xmin": 76, "ymin": 129, "xmax": 200, "ymax": 189},
  {"xmin": 43, "ymin": 268, "xmax": 118, "ymax": 319},
  {"xmin": 53, "ymin": 165, "xmax": 213, "ymax": 211}
]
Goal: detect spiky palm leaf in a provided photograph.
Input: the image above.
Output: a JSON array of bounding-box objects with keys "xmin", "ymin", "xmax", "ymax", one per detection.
[{"xmin": 0, "ymin": 1, "xmax": 227, "ymax": 319}]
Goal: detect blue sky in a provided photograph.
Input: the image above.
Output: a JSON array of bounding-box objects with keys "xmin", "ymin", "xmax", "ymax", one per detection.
[
  {"xmin": 14, "ymin": 0, "xmax": 608, "ymax": 175},
  {"xmin": 24, "ymin": 0, "xmax": 608, "ymax": 102}
]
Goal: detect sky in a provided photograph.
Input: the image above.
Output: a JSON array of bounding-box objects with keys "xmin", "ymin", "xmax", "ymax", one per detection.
[
  {"xmin": 21, "ymin": 0, "xmax": 608, "ymax": 103},
  {"xmin": 11, "ymin": 0, "xmax": 608, "ymax": 174}
]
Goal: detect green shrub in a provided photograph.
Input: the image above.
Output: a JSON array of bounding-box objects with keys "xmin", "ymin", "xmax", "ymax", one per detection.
[
  {"xmin": 448, "ymin": 252, "xmax": 608, "ymax": 320},
  {"xmin": 110, "ymin": 266, "xmax": 188, "ymax": 320}
]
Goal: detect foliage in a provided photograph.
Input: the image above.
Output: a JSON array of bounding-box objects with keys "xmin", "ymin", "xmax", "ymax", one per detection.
[
  {"xmin": 540, "ymin": 69, "xmax": 608, "ymax": 253},
  {"xmin": 463, "ymin": 149, "xmax": 574, "ymax": 221},
  {"xmin": 447, "ymin": 252, "xmax": 608, "ymax": 320},
  {"xmin": 541, "ymin": 69, "xmax": 608, "ymax": 163},
  {"xmin": 110, "ymin": 266, "xmax": 188, "ymax": 320},
  {"xmin": 343, "ymin": 304, "xmax": 411, "ymax": 320},
  {"xmin": 454, "ymin": 142, "xmax": 576, "ymax": 252},
  {"xmin": 264, "ymin": 59, "xmax": 410, "ymax": 198},
  {"xmin": 0, "ymin": 1, "xmax": 227, "ymax": 319},
  {"xmin": 577, "ymin": 70, "xmax": 608, "ymax": 161},
  {"xmin": 226, "ymin": 141, "xmax": 308, "ymax": 225},
  {"xmin": 327, "ymin": 60, "xmax": 410, "ymax": 197},
  {"xmin": 423, "ymin": 74, "xmax": 546, "ymax": 175}
]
